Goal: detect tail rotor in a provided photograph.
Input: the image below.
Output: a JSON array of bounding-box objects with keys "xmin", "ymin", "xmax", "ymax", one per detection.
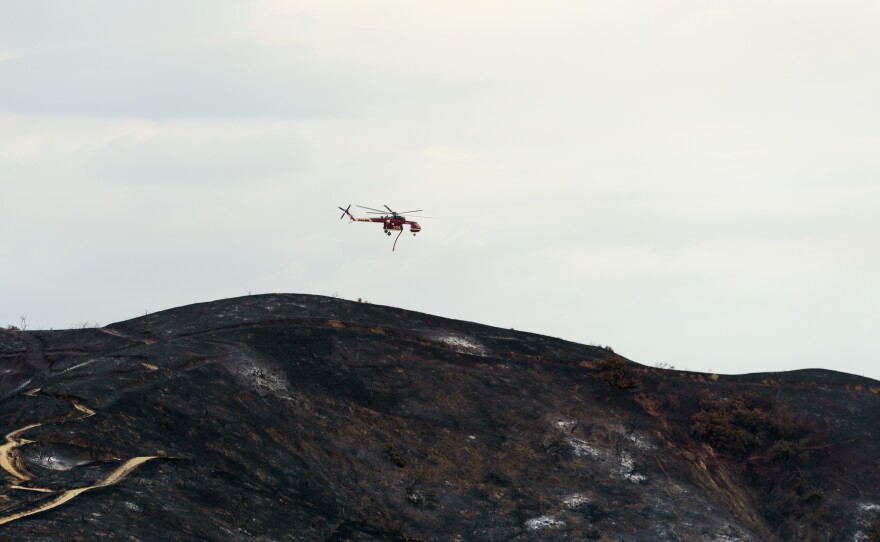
[{"xmin": 338, "ymin": 204, "xmax": 352, "ymax": 220}]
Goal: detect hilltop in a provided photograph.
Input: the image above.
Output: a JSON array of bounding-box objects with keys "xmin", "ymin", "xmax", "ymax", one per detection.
[{"xmin": 0, "ymin": 294, "xmax": 878, "ymax": 541}]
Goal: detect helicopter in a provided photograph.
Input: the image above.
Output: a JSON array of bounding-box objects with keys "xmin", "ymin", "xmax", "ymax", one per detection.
[{"xmin": 338, "ymin": 204, "xmax": 428, "ymax": 251}]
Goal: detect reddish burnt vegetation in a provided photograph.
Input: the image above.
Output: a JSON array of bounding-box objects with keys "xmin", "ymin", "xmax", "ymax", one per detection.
[
  {"xmin": 632, "ymin": 366, "xmax": 876, "ymax": 541},
  {"xmin": 690, "ymin": 391, "xmax": 810, "ymax": 457},
  {"xmin": 596, "ymin": 357, "xmax": 638, "ymax": 390},
  {"xmin": 689, "ymin": 390, "xmax": 833, "ymax": 536}
]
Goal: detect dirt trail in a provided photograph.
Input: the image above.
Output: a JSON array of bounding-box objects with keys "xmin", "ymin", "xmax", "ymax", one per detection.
[
  {"xmin": 0, "ymin": 456, "xmax": 157, "ymax": 526},
  {"xmin": 97, "ymin": 328, "xmax": 128, "ymax": 339},
  {"xmin": 8, "ymin": 486, "xmax": 54, "ymax": 493},
  {"xmin": 99, "ymin": 327, "xmax": 156, "ymax": 345},
  {"xmin": 0, "ymin": 424, "xmax": 41, "ymax": 481},
  {"xmin": 0, "ymin": 400, "xmax": 95, "ymax": 483},
  {"xmin": 96, "ymin": 455, "xmax": 156, "ymax": 486},
  {"xmin": 0, "ymin": 394, "xmax": 154, "ymax": 527},
  {"xmin": 72, "ymin": 403, "xmax": 95, "ymax": 417}
]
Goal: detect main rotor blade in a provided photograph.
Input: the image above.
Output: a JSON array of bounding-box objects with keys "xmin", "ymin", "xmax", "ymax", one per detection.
[
  {"xmin": 356, "ymin": 205, "xmax": 386, "ymax": 213},
  {"xmin": 397, "ymin": 209, "xmax": 423, "ymax": 214},
  {"xmin": 384, "ymin": 205, "xmax": 395, "ymax": 213},
  {"xmin": 406, "ymin": 215, "xmax": 433, "ymax": 219}
]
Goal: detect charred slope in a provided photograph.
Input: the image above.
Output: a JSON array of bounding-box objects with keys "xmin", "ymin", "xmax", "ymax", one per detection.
[{"xmin": 0, "ymin": 294, "xmax": 878, "ymax": 541}]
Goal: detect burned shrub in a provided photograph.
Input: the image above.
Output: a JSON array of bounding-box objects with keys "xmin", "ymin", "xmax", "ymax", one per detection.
[
  {"xmin": 384, "ymin": 444, "xmax": 406, "ymax": 468},
  {"xmin": 689, "ymin": 390, "xmax": 835, "ymax": 536},
  {"xmin": 690, "ymin": 391, "xmax": 808, "ymax": 457},
  {"xmin": 767, "ymin": 440, "xmax": 795, "ymax": 462},
  {"xmin": 692, "ymin": 393, "xmax": 753, "ymax": 450},
  {"xmin": 596, "ymin": 358, "xmax": 638, "ymax": 390}
]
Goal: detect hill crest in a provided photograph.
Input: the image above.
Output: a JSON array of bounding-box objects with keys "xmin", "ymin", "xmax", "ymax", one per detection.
[{"xmin": 0, "ymin": 293, "xmax": 878, "ymax": 541}]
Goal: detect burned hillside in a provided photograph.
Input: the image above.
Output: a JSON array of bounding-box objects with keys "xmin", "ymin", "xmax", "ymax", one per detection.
[{"xmin": 0, "ymin": 294, "xmax": 878, "ymax": 541}]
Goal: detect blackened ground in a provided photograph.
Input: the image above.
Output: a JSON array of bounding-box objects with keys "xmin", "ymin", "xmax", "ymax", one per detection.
[{"xmin": 0, "ymin": 294, "xmax": 878, "ymax": 541}]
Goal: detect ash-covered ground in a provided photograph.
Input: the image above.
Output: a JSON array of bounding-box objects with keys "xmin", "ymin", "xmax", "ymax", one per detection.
[{"xmin": 0, "ymin": 294, "xmax": 878, "ymax": 541}]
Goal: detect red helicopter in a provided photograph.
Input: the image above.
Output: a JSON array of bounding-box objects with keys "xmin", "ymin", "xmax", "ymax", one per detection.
[{"xmin": 338, "ymin": 204, "xmax": 427, "ymax": 251}]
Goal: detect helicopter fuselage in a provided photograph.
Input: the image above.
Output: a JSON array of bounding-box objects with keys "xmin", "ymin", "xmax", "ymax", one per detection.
[
  {"xmin": 338, "ymin": 204, "xmax": 424, "ymax": 251},
  {"xmin": 354, "ymin": 216, "xmax": 420, "ymax": 233}
]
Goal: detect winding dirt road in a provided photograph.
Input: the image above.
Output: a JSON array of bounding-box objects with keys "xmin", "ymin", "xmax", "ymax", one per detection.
[
  {"xmin": 0, "ymin": 424, "xmax": 41, "ymax": 482},
  {"xmin": 0, "ymin": 456, "xmax": 157, "ymax": 526},
  {"xmin": 0, "ymin": 394, "xmax": 155, "ymax": 527}
]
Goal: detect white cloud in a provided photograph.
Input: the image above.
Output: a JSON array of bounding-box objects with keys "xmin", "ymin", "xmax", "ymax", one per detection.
[
  {"xmin": 1, "ymin": 1, "xmax": 879, "ymax": 378},
  {"xmin": 0, "ymin": 49, "xmax": 20, "ymax": 63}
]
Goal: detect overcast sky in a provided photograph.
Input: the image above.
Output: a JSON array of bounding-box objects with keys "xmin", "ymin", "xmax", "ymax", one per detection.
[{"xmin": 2, "ymin": 1, "xmax": 879, "ymax": 379}]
